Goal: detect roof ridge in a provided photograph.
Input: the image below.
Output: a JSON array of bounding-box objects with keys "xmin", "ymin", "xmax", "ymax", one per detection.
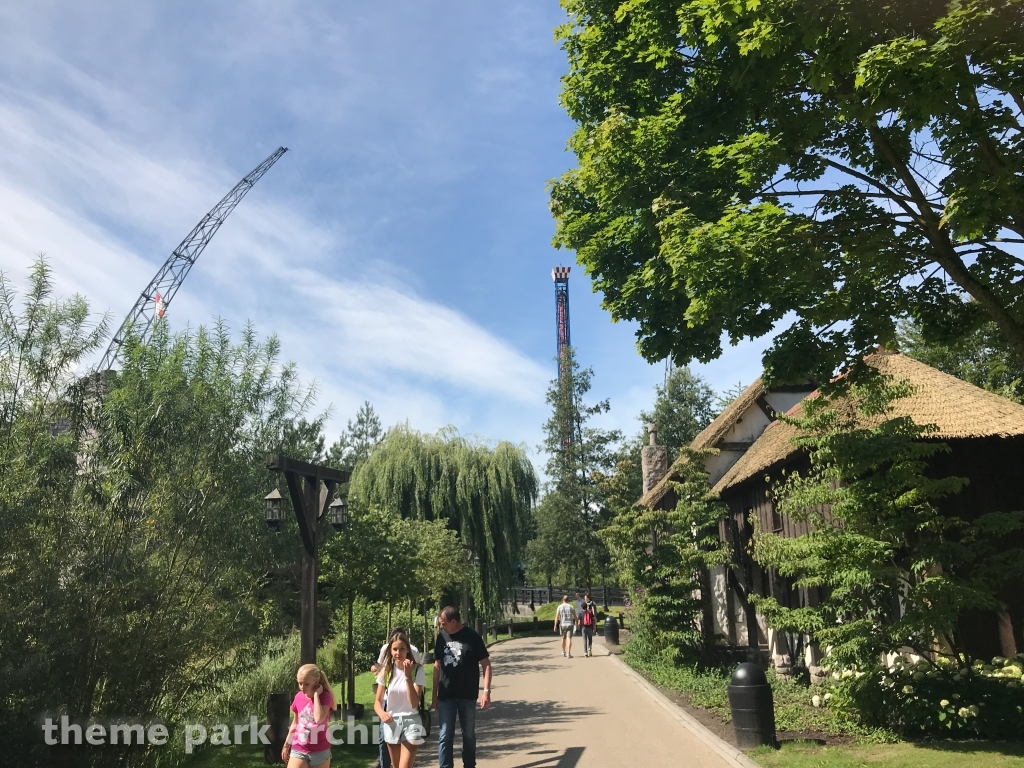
[{"xmin": 713, "ymin": 352, "xmax": 1024, "ymax": 494}]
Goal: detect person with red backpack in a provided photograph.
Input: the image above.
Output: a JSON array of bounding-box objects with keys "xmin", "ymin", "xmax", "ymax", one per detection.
[{"xmin": 579, "ymin": 592, "xmax": 597, "ymax": 657}]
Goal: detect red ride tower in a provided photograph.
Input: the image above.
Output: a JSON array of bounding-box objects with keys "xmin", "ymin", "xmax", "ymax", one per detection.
[{"xmin": 552, "ymin": 266, "xmax": 571, "ymax": 381}]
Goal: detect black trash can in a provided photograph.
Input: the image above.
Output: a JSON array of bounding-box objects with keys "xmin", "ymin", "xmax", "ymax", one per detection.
[
  {"xmin": 265, "ymin": 691, "xmax": 290, "ymax": 763},
  {"xmin": 727, "ymin": 663, "xmax": 776, "ymax": 749},
  {"xmin": 604, "ymin": 615, "xmax": 619, "ymax": 645}
]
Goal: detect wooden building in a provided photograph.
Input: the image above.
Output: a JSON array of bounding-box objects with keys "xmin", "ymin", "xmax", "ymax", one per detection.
[{"xmin": 637, "ymin": 352, "xmax": 1024, "ymax": 674}]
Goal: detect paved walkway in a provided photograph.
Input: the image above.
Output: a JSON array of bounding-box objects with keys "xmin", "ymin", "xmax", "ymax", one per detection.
[{"xmin": 435, "ymin": 633, "xmax": 742, "ymax": 768}]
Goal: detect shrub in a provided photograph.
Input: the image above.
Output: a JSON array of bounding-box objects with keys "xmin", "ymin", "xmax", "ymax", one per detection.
[
  {"xmin": 190, "ymin": 633, "xmax": 301, "ymax": 722},
  {"xmin": 820, "ymin": 655, "xmax": 1024, "ymax": 739}
]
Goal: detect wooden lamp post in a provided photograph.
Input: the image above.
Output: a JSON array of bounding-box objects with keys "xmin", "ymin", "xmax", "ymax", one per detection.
[{"xmin": 265, "ymin": 454, "xmax": 350, "ymax": 665}]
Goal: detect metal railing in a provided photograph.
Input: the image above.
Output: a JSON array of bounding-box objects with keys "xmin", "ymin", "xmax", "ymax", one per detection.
[{"xmin": 507, "ymin": 585, "xmax": 629, "ymax": 608}]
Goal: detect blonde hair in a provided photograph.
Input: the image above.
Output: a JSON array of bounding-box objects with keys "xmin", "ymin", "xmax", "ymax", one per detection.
[
  {"xmin": 380, "ymin": 632, "xmax": 420, "ymax": 687},
  {"xmin": 297, "ymin": 663, "xmax": 335, "ymax": 700}
]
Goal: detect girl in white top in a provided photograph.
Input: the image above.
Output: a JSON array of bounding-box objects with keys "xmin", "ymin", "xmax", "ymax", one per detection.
[
  {"xmin": 373, "ymin": 631, "xmax": 426, "ymax": 768},
  {"xmin": 370, "ymin": 626, "xmax": 421, "ymax": 674}
]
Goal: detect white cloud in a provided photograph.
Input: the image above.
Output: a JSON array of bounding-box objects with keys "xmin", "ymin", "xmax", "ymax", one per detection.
[{"xmin": 0, "ymin": 73, "xmax": 548, "ymax": 441}]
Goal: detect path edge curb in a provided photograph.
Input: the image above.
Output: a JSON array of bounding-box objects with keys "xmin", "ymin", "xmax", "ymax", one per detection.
[{"xmin": 609, "ymin": 654, "xmax": 762, "ymax": 768}]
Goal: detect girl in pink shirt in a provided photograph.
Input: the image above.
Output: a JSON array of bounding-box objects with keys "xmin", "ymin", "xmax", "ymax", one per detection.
[{"xmin": 283, "ymin": 663, "xmax": 335, "ymax": 767}]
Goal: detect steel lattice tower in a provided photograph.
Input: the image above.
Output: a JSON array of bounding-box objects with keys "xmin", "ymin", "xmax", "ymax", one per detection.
[
  {"xmin": 552, "ymin": 266, "xmax": 571, "ymax": 381},
  {"xmin": 97, "ymin": 146, "xmax": 288, "ymax": 371}
]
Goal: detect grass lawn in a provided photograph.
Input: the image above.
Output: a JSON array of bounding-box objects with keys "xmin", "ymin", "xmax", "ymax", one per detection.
[
  {"xmin": 179, "ymin": 667, "xmax": 436, "ymax": 768},
  {"xmin": 750, "ymin": 740, "xmax": 1024, "ymax": 767}
]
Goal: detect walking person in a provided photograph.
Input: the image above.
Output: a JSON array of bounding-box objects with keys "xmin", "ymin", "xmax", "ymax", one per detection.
[
  {"xmin": 432, "ymin": 606, "xmax": 491, "ymax": 768},
  {"xmin": 281, "ymin": 663, "xmax": 335, "ymax": 767},
  {"xmin": 374, "ymin": 630, "xmax": 427, "ymax": 768},
  {"xmin": 554, "ymin": 595, "xmax": 577, "ymax": 658},
  {"xmin": 372, "ymin": 626, "xmax": 422, "ymax": 673},
  {"xmin": 579, "ymin": 592, "xmax": 597, "ymax": 657},
  {"xmin": 371, "ymin": 627, "xmax": 422, "ymax": 768},
  {"xmin": 574, "ymin": 590, "xmax": 584, "ymax": 635}
]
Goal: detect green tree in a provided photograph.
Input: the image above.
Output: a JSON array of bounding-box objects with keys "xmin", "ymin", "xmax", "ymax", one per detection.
[
  {"xmin": 551, "ymin": 0, "xmax": 1024, "ymax": 384},
  {"xmin": 531, "ymin": 346, "xmax": 621, "ymax": 586},
  {"xmin": 640, "ymin": 365, "xmax": 716, "ymax": 462},
  {"xmin": 321, "ymin": 503, "xmax": 414, "ymax": 707},
  {"xmin": 601, "ymin": 448, "xmax": 729, "ymax": 664},
  {"xmin": 899, "ymin": 318, "xmax": 1024, "ymax": 402},
  {"xmin": 0, "ymin": 260, "xmax": 109, "ymax": 763},
  {"xmin": 596, "ymin": 365, "xmax": 716, "ymax": 525},
  {"xmin": 349, "ymin": 425, "xmax": 536, "ymax": 616},
  {"xmin": 752, "ymin": 375, "xmax": 1024, "ymax": 669},
  {"xmin": 0, "ymin": 260, "xmax": 326, "ymax": 767},
  {"xmin": 406, "ymin": 517, "xmax": 471, "ymax": 650},
  {"xmin": 328, "ymin": 400, "xmax": 383, "ymax": 469}
]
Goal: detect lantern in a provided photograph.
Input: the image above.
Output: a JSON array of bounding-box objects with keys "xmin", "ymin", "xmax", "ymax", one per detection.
[
  {"xmin": 264, "ymin": 488, "xmax": 283, "ymax": 531},
  {"xmin": 329, "ymin": 496, "xmax": 348, "ymax": 531}
]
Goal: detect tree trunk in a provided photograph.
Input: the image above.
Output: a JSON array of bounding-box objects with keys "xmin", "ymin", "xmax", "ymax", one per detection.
[{"xmin": 998, "ymin": 611, "xmax": 1018, "ymax": 658}]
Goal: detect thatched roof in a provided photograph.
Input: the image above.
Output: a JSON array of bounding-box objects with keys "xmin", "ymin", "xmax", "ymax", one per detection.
[
  {"xmin": 712, "ymin": 352, "xmax": 1024, "ymax": 495},
  {"xmin": 691, "ymin": 378, "xmax": 766, "ymax": 449},
  {"xmin": 636, "ymin": 378, "xmax": 766, "ymax": 508}
]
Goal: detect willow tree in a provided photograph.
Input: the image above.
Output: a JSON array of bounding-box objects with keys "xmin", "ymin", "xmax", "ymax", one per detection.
[{"xmin": 349, "ymin": 426, "xmax": 536, "ymax": 615}]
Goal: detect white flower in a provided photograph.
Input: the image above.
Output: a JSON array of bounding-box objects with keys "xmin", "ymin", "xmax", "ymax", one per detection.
[
  {"xmin": 940, "ymin": 699, "xmax": 950, "ymax": 708},
  {"xmin": 812, "ymin": 695, "xmax": 822, "ymax": 708},
  {"xmin": 824, "ymin": 693, "xmax": 832, "ymax": 701},
  {"xmin": 902, "ymin": 685, "xmax": 914, "ymax": 695}
]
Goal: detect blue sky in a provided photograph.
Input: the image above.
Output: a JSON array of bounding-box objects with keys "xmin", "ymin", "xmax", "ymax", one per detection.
[{"xmin": 0, "ymin": 2, "xmax": 767, "ymax": 465}]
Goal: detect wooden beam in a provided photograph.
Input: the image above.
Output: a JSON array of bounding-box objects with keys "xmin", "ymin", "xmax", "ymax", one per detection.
[
  {"xmin": 266, "ymin": 454, "xmax": 350, "ymax": 484},
  {"xmin": 283, "ymin": 470, "xmax": 315, "ymax": 556},
  {"xmin": 755, "ymin": 395, "xmax": 777, "ymax": 421}
]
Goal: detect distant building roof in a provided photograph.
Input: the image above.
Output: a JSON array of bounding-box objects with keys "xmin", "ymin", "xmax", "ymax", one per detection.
[{"xmin": 712, "ymin": 352, "xmax": 1024, "ymax": 494}]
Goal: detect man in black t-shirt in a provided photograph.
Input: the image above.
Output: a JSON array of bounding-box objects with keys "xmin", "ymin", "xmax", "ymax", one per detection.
[{"xmin": 432, "ymin": 606, "xmax": 491, "ymax": 768}]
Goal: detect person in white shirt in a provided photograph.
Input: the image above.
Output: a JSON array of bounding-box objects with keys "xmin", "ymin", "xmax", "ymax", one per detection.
[
  {"xmin": 554, "ymin": 595, "xmax": 577, "ymax": 658},
  {"xmin": 371, "ymin": 627, "xmax": 422, "ymax": 768},
  {"xmin": 373, "ymin": 631, "xmax": 426, "ymax": 768},
  {"xmin": 371, "ymin": 627, "xmax": 421, "ymax": 674}
]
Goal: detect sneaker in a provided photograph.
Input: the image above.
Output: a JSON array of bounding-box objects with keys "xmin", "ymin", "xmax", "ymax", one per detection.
[
  {"xmin": 567, "ymin": 653, "xmax": 573, "ymax": 658},
  {"xmin": 562, "ymin": 651, "xmax": 566, "ymax": 657}
]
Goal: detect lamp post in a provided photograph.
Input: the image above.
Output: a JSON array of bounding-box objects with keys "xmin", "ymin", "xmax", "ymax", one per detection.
[{"xmin": 264, "ymin": 454, "xmax": 350, "ymax": 665}]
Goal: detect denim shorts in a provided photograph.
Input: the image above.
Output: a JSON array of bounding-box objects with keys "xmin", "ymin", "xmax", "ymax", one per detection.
[
  {"xmin": 289, "ymin": 747, "xmax": 331, "ymax": 766},
  {"xmin": 381, "ymin": 713, "xmax": 426, "ymax": 745}
]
